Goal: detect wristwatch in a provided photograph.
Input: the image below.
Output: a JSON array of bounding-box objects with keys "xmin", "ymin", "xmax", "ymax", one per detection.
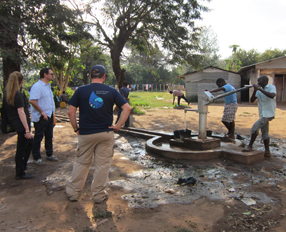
[{"xmin": 74, "ymin": 128, "xmax": 79, "ymax": 132}]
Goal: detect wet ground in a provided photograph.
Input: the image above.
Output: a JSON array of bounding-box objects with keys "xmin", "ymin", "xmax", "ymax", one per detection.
[{"xmin": 110, "ymin": 133, "xmax": 286, "ymax": 209}]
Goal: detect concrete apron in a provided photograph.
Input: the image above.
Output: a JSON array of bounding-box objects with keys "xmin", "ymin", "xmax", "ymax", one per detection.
[{"xmin": 117, "ymin": 128, "xmax": 264, "ymax": 165}]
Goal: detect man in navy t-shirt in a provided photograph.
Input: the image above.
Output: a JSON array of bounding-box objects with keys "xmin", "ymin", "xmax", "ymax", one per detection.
[
  {"xmin": 66, "ymin": 65, "xmax": 131, "ymax": 203},
  {"xmin": 204, "ymin": 78, "xmax": 238, "ymax": 139}
]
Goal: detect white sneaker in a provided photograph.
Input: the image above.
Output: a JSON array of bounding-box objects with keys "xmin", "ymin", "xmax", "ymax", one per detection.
[
  {"xmin": 27, "ymin": 158, "xmax": 35, "ymax": 164},
  {"xmin": 34, "ymin": 159, "xmax": 46, "ymax": 165}
]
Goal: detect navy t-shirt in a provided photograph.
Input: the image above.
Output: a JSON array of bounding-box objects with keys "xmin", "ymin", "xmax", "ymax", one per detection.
[
  {"xmin": 69, "ymin": 83, "xmax": 127, "ymax": 135},
  {"xmin": 120, "ymin": 87, "xmax": 129, "ymax": 99}
]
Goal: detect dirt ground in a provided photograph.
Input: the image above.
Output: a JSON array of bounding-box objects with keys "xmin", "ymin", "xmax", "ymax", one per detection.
[{"xmin": 1, "ymin": 102, "xmax": 286, "ymax": 232}]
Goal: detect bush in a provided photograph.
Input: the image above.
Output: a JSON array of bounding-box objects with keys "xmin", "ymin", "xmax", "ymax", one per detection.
[
  {"xmin": 188, "ymin": 94, "xmax": 198, "ymax": 102},
  {"xmin": 64, "ymin": 87, "xmax": 75, "ymax": 100}
]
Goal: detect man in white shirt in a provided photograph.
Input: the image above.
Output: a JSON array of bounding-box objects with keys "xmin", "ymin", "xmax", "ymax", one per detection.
[
  {"xmin": 242, "ymin": 75, "xmax": 276, "ymax": 157},
  {"xmin": 29, "ymin": 68, "xmax": 58, "ymax": 164}
]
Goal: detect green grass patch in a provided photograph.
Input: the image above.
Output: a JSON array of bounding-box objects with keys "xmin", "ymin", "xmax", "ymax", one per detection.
[
  {"xmin": 129, "ymin": 91, "xmax": 188, "ymax": 109},
  {"xmin": 93, "ymin": 210, "xmax": 112, "ymax": 219},
  {"xmin": 131, "ymin": 101, "xmax": 150, "ymax": 107},
  {"xmin": 177, "ymin": 228, "xmax": 191, "ymax": 232},
  {"xmin": 132, "ymin": 107, "xmax": 145, "ymax": 115}
]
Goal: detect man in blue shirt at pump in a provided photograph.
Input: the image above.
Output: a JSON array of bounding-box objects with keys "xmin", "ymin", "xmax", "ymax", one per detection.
[
  {"xmin": 205, "ymin": 78, "xmax": 238, "ymax": 139},
  {"xmin": 66, "ymin": 64, "xmax": 131, "ymax": 203}
]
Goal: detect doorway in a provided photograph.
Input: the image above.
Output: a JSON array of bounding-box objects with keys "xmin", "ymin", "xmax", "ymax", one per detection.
[{"xmin": 274, "ymin": 74, "xmax": 286, "ymax": 102}]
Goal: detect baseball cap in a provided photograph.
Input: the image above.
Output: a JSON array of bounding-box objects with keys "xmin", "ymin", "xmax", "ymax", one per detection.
[{"xmin": 90, "ymin": 65, "xmax": 108, "ymax": 77}]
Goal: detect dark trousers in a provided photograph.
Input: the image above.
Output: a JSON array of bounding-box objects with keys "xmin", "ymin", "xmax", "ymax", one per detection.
[
  {"xmin": 116, "ymin": 109, "xmax": 130, "ymax": 127},
  {"xmin": 32, "ymin": 114, "xmax": 54, "ymax": 160},
  {"xmin": 178, "ymin": 95, "xmax": 189, "ymax": 105},
  {"xmin": 16, "ymin": 131, "xmax": 33, "ymax": 177}
]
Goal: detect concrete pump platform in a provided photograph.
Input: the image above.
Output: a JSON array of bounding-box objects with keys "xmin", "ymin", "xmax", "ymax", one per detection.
[{"xmin": 117, "ymin": 127, "xmax": 264, "ymax": 165}]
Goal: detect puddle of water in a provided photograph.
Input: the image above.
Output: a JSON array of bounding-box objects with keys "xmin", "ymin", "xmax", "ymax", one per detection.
[{"xmin": 154, "ymin": 142, "xmax": 191, "ymax": 151}]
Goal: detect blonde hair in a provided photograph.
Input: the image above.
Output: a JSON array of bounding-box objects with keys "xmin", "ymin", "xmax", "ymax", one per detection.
[{"xmin": 5, "ymin": 71, "xmax": 24, "ymax": 106}]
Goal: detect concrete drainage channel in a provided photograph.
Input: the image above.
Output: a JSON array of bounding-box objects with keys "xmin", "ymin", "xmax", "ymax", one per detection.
[{"xmin": 113, "ymin": 129, "xmax": 286, "ymax": 209}]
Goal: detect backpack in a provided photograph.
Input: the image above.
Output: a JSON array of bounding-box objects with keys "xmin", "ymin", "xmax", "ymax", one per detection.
[{"xmin": 1, "ymin": 99, "xmax": 15, "ymax": 133}]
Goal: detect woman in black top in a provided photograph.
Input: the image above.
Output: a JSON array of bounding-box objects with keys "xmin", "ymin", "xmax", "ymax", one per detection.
[{"xmin": 3, "ymin": 71, "xmax": 34, "ymax": 180}]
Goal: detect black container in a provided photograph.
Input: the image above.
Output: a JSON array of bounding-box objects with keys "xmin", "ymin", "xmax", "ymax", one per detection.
[
  {"xmin": 173, "ymin": 130, "xmax": 180, "ymax": 139},
  {"xmin": 174, "ymin": 129, "xmax": 192, "ymax": 140},
  {"xmin": 207, "ymin": 130, "xmax": 212, "ymax": 137},
  {"xmin": 179, "ymin": 129, "xmax": 192, "ymax": 139}
]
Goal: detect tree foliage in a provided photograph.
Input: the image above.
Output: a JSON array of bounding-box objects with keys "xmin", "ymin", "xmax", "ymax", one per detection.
[
  {"xmin": 26, "ymin": 1, "xmax": 93, "ymax": 91},
  {"xmin": 224, "ymin": 46, "xmax": 286, "ymax": 71},
  {"xmin": 83, "ymin": 0, "xmax": 209, "ymax": 88},
  {"xmin": 259, "ymin": 48, "xmax": 286, "ymax": 62},
  {"xmin": 187, "ymin": 26, "xmax": 220, "ymax": 71},
  {"xmin": 0, "ymin": 0, "xmax": 91, "ymax": 90}
]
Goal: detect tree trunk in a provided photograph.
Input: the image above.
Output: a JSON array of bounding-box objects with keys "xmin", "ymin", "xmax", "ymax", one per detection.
[
  {"xmin": 51, "ymin": 64, "xmax": 70, "ymax": 92},
  {"xmin": 111, "ymin": 48, "xmax": 125, "ymax": 90},
  {"xmin": 63, "ymin": 72, "xmax": 70, "ymax": 91},
  {"xmin": 2, "ymin": 57, "xmax": 20, "ymax": 89}
]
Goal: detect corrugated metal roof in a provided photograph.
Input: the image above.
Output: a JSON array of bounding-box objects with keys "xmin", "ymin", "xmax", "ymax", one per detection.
[
  {"xmin": 178, "ymin": 66, "xmax": 238, "ymax": 79},
  {"xmin": 237, "ymin": 56, "xmax": 286, "ymax": 74}
]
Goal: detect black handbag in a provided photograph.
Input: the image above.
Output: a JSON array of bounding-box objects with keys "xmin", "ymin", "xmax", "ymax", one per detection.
[{"xmin": 1, "ymin": 101, "xmax": 15, "ymax": 133}]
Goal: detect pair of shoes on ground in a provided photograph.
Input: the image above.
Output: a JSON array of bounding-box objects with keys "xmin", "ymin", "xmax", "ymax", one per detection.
[
  {"xmin": 177, "ymin": 177, "xmax": 197, "ymax": 185},
  {"xmin": 68, "ymin": 193, "xmax": 109, "ymax": 204},
  {"xmin": 33, "ymin": 155, "xmax": 59, "ymax": 165},
  {"xmin": 16, "ymin": 173, "xmax": 34, "ymax": 180},
  {"xmin": 68, "ymin": 194, "xmax": 109, "ymax": 203}
]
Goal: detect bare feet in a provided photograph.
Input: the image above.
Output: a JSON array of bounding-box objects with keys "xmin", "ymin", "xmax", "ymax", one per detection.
[
  {"xmin": 242, "ymin": 146, "xmax": 253, "ymax": 152},
  {"xmin": 224, "ymin": 134, "xmax": 235, "ymax": 139},
  {"xmin": 264, "ymin": 152, "xmax": 271, "ymax": 157}
]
